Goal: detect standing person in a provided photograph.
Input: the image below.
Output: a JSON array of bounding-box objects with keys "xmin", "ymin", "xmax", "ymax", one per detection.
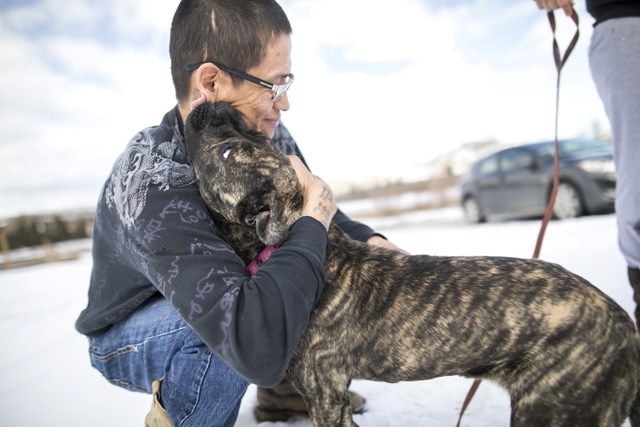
[
  {"xmin": 75, "ymin": 0, "xmax": 404, "ymax": 425},
  {"xmin": 534, "ymin": 0, "xmax": 640, "ymax": 325}
]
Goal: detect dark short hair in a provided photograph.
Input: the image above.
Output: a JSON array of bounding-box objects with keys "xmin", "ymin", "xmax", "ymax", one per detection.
[{"xmin": 170, "ymin": 0, "xmax": 292, "ymax": 102}]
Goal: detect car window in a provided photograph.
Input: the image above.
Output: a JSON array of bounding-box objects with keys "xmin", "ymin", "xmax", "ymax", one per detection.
[
  {"xmin": 559, "ymin": 139, "xmax": 608, "ymax": 155},
  {"xmin": 501, "ymin": 148, "xmax": 535, "ymax": 173},
  {"xmin": 531, "ymin": 140, "xmax": 609, "ymax": 159},
  {"xmin": 476, "ymin": 154, "xmax": 499, "ymax": 176},
  {"xmin": 533, "ymin": 144, "xmax": 554, "ymax": 159}
]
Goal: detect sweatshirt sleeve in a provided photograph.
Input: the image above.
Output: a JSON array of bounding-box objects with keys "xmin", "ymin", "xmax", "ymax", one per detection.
[{"xmin": 129, "ymin": 183, "xmax": 328, "ymax": 387}]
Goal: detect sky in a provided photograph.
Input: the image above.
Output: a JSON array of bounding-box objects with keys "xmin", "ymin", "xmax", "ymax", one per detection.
[{"xmin": 0, "ymin": 0, "xmax": 609, "ymax": 218}]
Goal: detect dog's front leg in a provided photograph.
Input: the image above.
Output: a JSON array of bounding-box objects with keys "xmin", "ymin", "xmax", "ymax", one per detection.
[
  {"xmin": 289, "ymin": 367, "xmax": 357, "ymax": 427},
  {"xmin": 307, "ymin": 383, "xmax": 356, "ymax": 427}
]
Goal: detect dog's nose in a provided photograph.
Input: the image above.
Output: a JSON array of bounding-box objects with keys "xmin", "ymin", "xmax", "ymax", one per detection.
[{"xmin": 188, "ymin": 103, "xmax": 209, "ymax": 132}]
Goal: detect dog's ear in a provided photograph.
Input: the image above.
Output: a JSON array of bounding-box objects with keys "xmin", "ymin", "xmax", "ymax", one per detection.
[
  {"xmin": 254, "ymin": 211, "xmax": 273, "ymax": 243},
  {"xmin": 240, "ymin": 208, "xmax": 275, "ymax": 246},
  {"xmin": 255, "ymin": 209, "xmax": 291, "ymax": 247}
]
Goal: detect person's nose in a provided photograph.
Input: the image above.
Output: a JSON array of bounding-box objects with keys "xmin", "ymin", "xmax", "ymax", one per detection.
[{"xmin": 274, "ymin": 93, "xmax": 290, "ymax": 111}]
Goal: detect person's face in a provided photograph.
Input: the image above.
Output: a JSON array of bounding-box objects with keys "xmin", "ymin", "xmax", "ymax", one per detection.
[{"xmin": 217, "ymin": 34, "xmax": 292, "ymax": 139}]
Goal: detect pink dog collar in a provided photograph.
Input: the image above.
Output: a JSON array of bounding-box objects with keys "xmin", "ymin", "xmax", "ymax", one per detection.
[{"xmin": 245, "ymin": 245, "xmax": 277, "ymax": 277}]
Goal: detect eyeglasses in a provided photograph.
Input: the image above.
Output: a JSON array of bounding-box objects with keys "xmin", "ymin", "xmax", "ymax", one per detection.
[{"xmin": 185, "ymin": 61, "xmax": 294, "ymax": 101}]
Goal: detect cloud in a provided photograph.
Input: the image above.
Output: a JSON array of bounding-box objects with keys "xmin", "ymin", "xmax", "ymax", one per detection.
[
  {"xmin": 0, "ymin": 0, "xmax": 176, "ymax": 216},
  {"xmin": 281, "ymin": 0, "xmax": 606, "ymax": 184},
  {"xmin": 0, "ymin": 0, "xmax": 608, "ymax": 217},
  {"xmin": 318, "ymin": 44, "xmax": 413, "ymax": 76}
]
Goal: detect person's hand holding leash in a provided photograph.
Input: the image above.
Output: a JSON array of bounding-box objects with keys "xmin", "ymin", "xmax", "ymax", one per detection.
[
  {"xmin": 288, "ymin": 155, "xmax": 337, "ymax": 231},
  {"xmin": 534, "ymin": 0, "xmax": 575, "ymax": 16}
]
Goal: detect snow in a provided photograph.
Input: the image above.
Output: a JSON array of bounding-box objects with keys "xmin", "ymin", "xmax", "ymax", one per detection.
[{"xmin": 0, "ymin": 209, "xmax": 633, "ymax": 427}]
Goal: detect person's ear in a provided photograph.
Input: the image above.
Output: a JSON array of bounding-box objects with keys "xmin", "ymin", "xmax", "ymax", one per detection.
[{"xmin": 193, "ymin": 63, "xmax": 221, "ymax": 102}]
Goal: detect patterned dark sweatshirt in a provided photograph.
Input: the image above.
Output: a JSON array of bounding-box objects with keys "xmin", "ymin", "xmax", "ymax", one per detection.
[{"xmin": 75, "ymin": 106, "xmax": 376, "ymax": 387}]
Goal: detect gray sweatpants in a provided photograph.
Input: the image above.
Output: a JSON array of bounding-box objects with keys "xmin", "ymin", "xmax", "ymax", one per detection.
[{"xmin": 589, "ymin": 17, "xmax": 640, "ymax": 269}]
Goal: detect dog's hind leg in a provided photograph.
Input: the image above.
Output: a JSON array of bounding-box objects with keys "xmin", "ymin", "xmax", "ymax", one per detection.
[
  {"xmin": 631, "ymin": 392, "xmax": 640, "ymax": 427},
  {"xmin": 509, "ymin": 322, "xmax": 639, "ymax": 426},
  {"xmin": 628, "ymin": 350, "xmax": 640, "ymax": 427}
]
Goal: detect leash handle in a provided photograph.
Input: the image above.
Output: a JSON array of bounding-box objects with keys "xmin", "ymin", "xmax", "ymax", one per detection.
[
  {"xmin": 548, "ymin": 9, "xmax": 580, "ymax": 74},
  {"xmin": 456, "ymin": 9, "xmax": 579, "ymax": 426}
]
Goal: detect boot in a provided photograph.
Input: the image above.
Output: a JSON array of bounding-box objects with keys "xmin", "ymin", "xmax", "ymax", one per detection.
[
  {"xmin": 254, "ymin": 375, "xmax": 366, "ymax": 422},
  {"xmin": 629, "ymin": 267, "xmax": 640, "ymax": 330},
  {"xmin": 145, "ymin": 379, "xmax": 174, "ymax": 427}
]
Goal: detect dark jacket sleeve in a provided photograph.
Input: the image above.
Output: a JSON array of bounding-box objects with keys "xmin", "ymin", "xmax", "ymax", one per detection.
[{"xmin": 124, "ymin": 184, "xmax": 327, "ymax": 387}]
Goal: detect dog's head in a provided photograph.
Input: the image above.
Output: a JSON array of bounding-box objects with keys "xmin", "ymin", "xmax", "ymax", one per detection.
[{"xmin": 184, "ymin": 102, "xmax": 303, "ymax": 255}]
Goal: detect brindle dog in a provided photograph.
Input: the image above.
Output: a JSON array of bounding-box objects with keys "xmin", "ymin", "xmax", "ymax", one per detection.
[{"xmin": 184, "ymin": 102, "xmax": 640, "ymax": 427}]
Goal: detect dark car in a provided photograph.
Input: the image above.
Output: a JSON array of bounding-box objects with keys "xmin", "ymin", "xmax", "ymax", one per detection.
[{"xmin": 460, "ymin": 139, "xmax": 616, "ymax": 223}]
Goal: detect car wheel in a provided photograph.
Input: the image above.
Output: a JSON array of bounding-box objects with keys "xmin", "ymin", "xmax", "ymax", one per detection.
[
  {"xmin": 463, "ymin": 197, "xmax": 485, "ymax": 223},
  {"xmin": 552, "ymin": 182, "xmax": 584, "ymax": 219}
]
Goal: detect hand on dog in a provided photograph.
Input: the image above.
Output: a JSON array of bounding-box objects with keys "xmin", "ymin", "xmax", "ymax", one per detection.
[
  {"xmin": 288, "ymin": 155, "xmax": 337, "ymax": 231},
  {"xmin": 367, "ymin": 234, "xmax": 410, "ymax": 255}
]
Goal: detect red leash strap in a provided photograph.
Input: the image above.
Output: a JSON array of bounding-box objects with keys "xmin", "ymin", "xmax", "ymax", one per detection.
[
  {"xmin": 533, "ymin": 8, "xmax": 579, "ymax": 259},
  {"xmin": 455, "ymin": 9, "xmax": 579, "ymax": 427},
  {"xmin": 455, "ymin": 379, "xmax": 482, "ymax": 427}
]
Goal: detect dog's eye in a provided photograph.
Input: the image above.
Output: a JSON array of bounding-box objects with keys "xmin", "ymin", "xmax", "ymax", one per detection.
[{"xmin": 222, "ymin": 146, "xmax": 232, "ymax": 160}]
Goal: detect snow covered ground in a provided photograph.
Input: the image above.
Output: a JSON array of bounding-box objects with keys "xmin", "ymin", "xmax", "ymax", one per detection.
[{"xmin": 0, "ymin": 208, "xmax": 633, "ymax": 427}]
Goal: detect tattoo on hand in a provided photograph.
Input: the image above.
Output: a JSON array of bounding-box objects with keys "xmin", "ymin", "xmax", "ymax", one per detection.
[
  {"xmin": 311, "ymin": 185, "xmax": 334, "ymax": 226},
  {"xmin": 320, "ymin": 185, "xmax": 333, "ymax": 203},
  {"xmin": 313, "ymin": 203, "xmax": 331, "ymax": 220}
]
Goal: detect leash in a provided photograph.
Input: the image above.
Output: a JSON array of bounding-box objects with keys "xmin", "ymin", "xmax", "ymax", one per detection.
[
  {"xmin": 533, "ymin": 7, "xmax": 580, "ymax": 259},
  {"xmin": 455, "ymin": 8, "xmax": 579, "ymax": 426}
]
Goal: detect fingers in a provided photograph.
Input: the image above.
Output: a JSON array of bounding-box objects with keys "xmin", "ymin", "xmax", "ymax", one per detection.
[
  {"xmin": 562, "ymin": 1, "xmax": 575, "ymax": 16},
  {"xmin": 288, "ymin": 156, "xmax": 337, "ymax": 231},
  {"xmin": 535, "ymin": 0, "xmax": 574, "ymax": 15},
  {"xmin": 534, "ymin": 0, "xmax": 546, "ymax": 11},
  {"xmin": 367, "ymin": 234, "xmax": 411, "ymax": 255}
]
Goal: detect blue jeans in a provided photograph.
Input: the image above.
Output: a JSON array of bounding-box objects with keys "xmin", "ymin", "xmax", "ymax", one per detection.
[{"xmin": 88, "ymin": 294, "xmax": 249, "ymax": 426}]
